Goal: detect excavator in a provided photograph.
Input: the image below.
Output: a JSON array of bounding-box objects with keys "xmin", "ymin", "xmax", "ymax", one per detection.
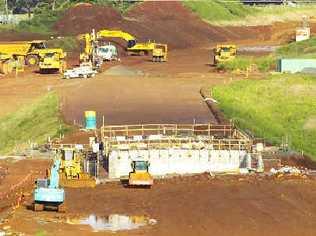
[
  {"xmin": 33, "ymin": 159, "xmax": 65, "ymax": 212},
  {"xmin": 78, "ymin": 29, "xmax": 167, "ymax": 65}
]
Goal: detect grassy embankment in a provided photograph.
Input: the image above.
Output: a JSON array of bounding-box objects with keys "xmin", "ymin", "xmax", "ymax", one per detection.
[
  {"xmin": 0, "ymin": 93, "xmax": 70, "ymax": 155},
  {"xmin": 183, "ymin": 0, "xmax": 316, "ymax": 26},
  {"xmin": 212, "ymin": 38, "xmax": 316, "ymax": 159}
]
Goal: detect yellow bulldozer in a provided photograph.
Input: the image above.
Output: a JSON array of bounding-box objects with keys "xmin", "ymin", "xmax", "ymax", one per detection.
[
  {"xmin": 39, "ymin": 49, "xmax": 67, "ymax": 74},
  {"xmin": 57, "ymin": 148, "xmax": 96, "ymax": 188},
  {"xmin": 0, "ymin": 40, "xmax": 64, "ymax": 67},
  {"xmin": 213, "ymin": 44, "xmax": 237, "ymax": 65},
  {"xmin": 129, "ymin": 159, "xmax": 153, "ymax": 188}
]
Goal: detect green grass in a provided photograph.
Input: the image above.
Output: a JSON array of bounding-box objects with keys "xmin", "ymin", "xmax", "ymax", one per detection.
[
  {"xmin": 276, "ymin": 37, "xmax": 316, "ymax": 58},
  {"xmin": 183, "ymin": 0, "xmax": 316, "ymax": 26},
  {"xmin": 217, "ymin": 55, "xmax": 275, "ymax": 73},
  {"xmin": 47, "ymin": 36, "xmax": 79, "ymax": 52},
  {"xmin": 182, "ymin": 0, "xmax": 253, "ymax": 22},
  {"xmin": 0, "ymin": 93, "xmax": 70, "ymax": 155},
  {"xmin": 212, "ymin": 74, "xmax": 316, "ymax": 159}
]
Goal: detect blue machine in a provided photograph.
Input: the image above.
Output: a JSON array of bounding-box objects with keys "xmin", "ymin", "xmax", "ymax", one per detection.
[{"xmin": 33, "ymin": 159, "xmax": 65, "ymax": 212}]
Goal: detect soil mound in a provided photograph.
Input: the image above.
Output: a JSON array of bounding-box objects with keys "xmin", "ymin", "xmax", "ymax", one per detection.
[
  {"xmin": 54, "ymin": 2, "xmax": 259, "ymax": 49},
  {"xmin": 54, "ymin": 4, "xmax": 123, "ymax": 35}
]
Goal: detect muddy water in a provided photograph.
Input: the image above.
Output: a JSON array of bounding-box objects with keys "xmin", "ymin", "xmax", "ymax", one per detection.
[{"xmin": 66, "ymin": 214, "xmax": 157, "ymax": 232}]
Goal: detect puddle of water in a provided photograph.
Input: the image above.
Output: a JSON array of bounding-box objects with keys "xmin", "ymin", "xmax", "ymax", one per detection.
[{"xmin": 66, "ymin": 214, "xmax": 157, "ymax": 232}]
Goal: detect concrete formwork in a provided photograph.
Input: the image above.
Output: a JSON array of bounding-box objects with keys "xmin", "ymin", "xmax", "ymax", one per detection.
[
  {"xmin": 103, "ymin": 123, "xmax": 254, "ymax": 179},
  {"xmin": 108, "ymin": 149, "xmax": 249, "ymax": 179}
]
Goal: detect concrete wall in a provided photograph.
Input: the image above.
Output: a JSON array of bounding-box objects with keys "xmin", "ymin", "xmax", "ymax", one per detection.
[
  {"xmin": 108, "ymin": 149, "xmax": 250, "ymax": 179},
  {"xmin": 277, "ymin": 59, "xmax": 316, "ymax": 74}
]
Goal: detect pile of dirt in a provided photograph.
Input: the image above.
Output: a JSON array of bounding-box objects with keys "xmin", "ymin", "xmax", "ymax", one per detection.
[{"xmin": 54, "ymin": 2, "xmax": 262, "ymax": 49}]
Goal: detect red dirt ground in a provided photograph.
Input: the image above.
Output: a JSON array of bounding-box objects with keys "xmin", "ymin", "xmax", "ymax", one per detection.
[{"xmin": 3, "ymin": 173, "xmax": 316, "ymax": 236}]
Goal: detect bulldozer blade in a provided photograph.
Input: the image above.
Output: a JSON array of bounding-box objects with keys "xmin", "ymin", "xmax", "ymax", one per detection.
[{"xmin": 59, "ymin": 178, "xmax": 96, "ymax": 188}]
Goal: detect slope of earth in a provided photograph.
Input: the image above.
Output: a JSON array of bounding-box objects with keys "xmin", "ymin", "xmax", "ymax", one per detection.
[
  {"xmin": 54, "ymin": 2, "xmax": 269, "ymax": 49},
  {"xmin": 4, "ymin": 174, "xmax": 316, "ymax": 236}
]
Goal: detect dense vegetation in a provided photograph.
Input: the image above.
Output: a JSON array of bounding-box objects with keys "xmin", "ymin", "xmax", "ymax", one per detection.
[
  {"xmin": 213, "ymin": 74, "xmax": 316, "ymax": 159},
  {"xmin": 0, "ymin": 93, "xmax": 70, "ymax": 155}
]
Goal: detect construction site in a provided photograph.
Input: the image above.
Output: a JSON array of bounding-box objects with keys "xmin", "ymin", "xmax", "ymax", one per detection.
[{"xmin": 0, "ymin": 1, "xmax": 316, "ymax": 236}]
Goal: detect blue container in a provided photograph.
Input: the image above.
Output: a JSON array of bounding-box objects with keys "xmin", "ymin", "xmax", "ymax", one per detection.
[{"xmin": 85, "ymin": 111, "xmax": 96, "ymax": 130}]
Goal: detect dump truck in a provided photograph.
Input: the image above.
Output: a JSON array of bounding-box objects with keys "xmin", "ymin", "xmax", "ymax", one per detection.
[
  {"xmin": 213, "ymin": 45, "xmax": 237, "ymax": 65},
  {"xmin": 39, "ymin": 49, "xmax": 67, "ymax": 73},
  {"xmin": 0, "ymin": 53, "xmax": 14, "ymax": 74},
  {"xmin": 129, "ymin": 158, "xmax": 153, "ymax": 187},
  {"xmin": 33, "ymin": 159, "xmax": 65, "ymax": 212},
  {"xmin": 58, "ymin": 148, "xmax": 96, "ymax": 188},
  {"xmin": 0, "ymin": 40, "xmax": 63, "ymax": 66}
]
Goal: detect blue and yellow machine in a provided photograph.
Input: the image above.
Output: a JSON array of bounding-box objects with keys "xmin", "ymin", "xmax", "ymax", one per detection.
[{"xmin": 33, "ymin": 159, "xmax": 65, "ymax": 212}]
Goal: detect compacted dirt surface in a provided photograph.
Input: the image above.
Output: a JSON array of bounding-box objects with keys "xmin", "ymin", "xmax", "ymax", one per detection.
[{"xmin": 2, "ymin": 172, "xmax": 316, "ymax": 236}]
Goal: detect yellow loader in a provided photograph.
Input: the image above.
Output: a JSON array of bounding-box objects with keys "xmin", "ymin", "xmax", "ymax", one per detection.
[
  {"xmin": 39, "ymin": 49, "xmax": 67, "ymax": 74},
  {"xmin": 213, "ymin": 44, "xmax": 237, "ymax": 65},
  {"xmin": 152, "ymin": 44, "xmax": 167, "ymax": 62},
  {"xmin": 58, "ymin": 148, "xmax": 96, "ymax": 188},
  {"xmin": 129, "ymin": 159, "xmax": 153, "ymax": 188}
]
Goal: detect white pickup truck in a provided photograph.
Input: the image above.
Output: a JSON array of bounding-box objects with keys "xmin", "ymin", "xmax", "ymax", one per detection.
[{"xmin": 63, "ymin": 63, "xmax": 97, "ymax": 79}]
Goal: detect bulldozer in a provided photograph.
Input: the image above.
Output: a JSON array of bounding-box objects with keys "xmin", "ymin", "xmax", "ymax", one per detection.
[
  {"xmin": 128, "ymin": 158, "xmax": 153, "ymax": 188},
  {"xmin": 58, "ymin": 148, "xmax": 96, "ymax": 188},
  {"xmin": 39, "ymin": 49, "xmax": 67, "ymax": 74},
  {"xmin": 213, "ymin": 44, "xmax": 237, "ymax": 65},
  {"xmin": 0, "ymin": 40, "xmax": 64, "ymax": 66},
  {"xmin": 152, "ymin": 44, "xmax": 168, "ymax": 62}
]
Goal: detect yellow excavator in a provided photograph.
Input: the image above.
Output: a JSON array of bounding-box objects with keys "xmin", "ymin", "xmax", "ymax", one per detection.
[
  {"xmin": 128, "ymin": 158, "xmax": 153, "ymax": 188},
  {"xmin": 58, "ymin": 148, "xmax": 96, "ymax": 188},
  {"xmin": 39, "ymin": 49, "xmax": 67, "ymax": 74},
  {"xmin": 79, "ymin": 29, "xmax": 167, "ymax": 64}
]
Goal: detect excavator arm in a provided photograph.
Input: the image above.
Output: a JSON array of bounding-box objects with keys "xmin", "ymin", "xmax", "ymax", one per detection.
[{"xmin": 96, "ymin": 30, "xmax": 136, "ymax": 48}]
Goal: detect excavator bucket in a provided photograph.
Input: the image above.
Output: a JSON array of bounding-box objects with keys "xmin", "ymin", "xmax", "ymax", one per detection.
[{"xmin": 59, "ymin": 173, "xmax": 96, "ymax": 188}]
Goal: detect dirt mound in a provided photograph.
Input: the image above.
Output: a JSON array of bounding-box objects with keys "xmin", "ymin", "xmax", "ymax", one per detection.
[
  {"xmin": 54, "ymin": 2, "xmax": 261, "ymax": 49},
  {"xmin": 54, "ymin": 4, "xmax": 123, "ymax": 35}
]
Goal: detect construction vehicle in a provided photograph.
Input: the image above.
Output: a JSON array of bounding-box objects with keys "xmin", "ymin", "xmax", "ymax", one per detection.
[
  {"xmin": 0, "ymin": 40, "xmax": 64, "ymax": 66},
  {"xmin": 96, "ymin": 44, "xmax": 118, "ymax": 61},
  {"xmin": 213, "ymin": 45, "xmax": 237, "ymax": 65},
  {"xmin": 39, "ymin": 49, "xmax": 67, "ymax": 74},
  {"xmin": 58, "ymin": 148, "xmax": 96, "ymax": 188},
  {"xmin": 79, "ymin": 29, "xmax": 167, "ymax": 65},
  {"xmin": 33, "ymin": 159, "xmax": 65, "ymax": 212},
  {"xmin": 63, "ymin": 62, "xmax": 97, "ymax": 79},
  {"xmin": 0, "ymin": 53, "xmax": 14, "ymax": 74},
  {"xmin": 152, "ymin": 44, "xmax": 168, "ymax": 62},
  {"xmin": 128, "ymin": 158, "xmax": 153, "ymax": 187}
]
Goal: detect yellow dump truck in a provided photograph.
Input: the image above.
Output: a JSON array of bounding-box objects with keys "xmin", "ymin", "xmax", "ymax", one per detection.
[
  {"xmin": 0, "ymin": 53, "xmax": 14, "ymax": 74},
  {"xmin": 129, "ymin": 159, "xmax": 153, "ymax": 188},
  {"xmin": 39, "ymin": 49, "xmax": 67, "ymax": 73},
  {"xmin": 0, "ymin": 40, "xmax": 64, "ymax": 66},
  {"xmin": 213, "ymin": 44, "xmax": 237, "ymax": 65}
]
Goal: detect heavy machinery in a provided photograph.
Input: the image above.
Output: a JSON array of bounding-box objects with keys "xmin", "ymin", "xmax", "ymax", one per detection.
[
  {"xmin": 33, "ymin": 159, "xmax": 65, "ymax": 212},
  {"xmin": 0, "ymin": 40, "xmax": 56, "ymax": 66},
  {"xmin": 213, "ymin": 44, "xmax": 237, "ymax": 65},
  {"xmin": 58, "ymin": 148, "xmax": 96, "ymax": 188},
  {"xmin": 39, "ymin": 49, "xmax": 67, "ymax": 74},
  {"xmin": 0, "ymin": 53, "xmax": 14, "ymax": 74},
  {"xmin": 79, "ymin": 29, "xmax": 167, "ymax": 65},
  {"xmin": 152, "ymin": 44, "xmax": 168, "ymax": 62},
  {"xmin": 128, "ymin": 158, "xmax": 153, "ymax": 187}
]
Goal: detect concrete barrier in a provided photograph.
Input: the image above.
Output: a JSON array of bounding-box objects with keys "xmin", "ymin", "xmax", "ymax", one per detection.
[{"xmin": 108, "ymin": 149, "xmax": 249, "ymax": 179}]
